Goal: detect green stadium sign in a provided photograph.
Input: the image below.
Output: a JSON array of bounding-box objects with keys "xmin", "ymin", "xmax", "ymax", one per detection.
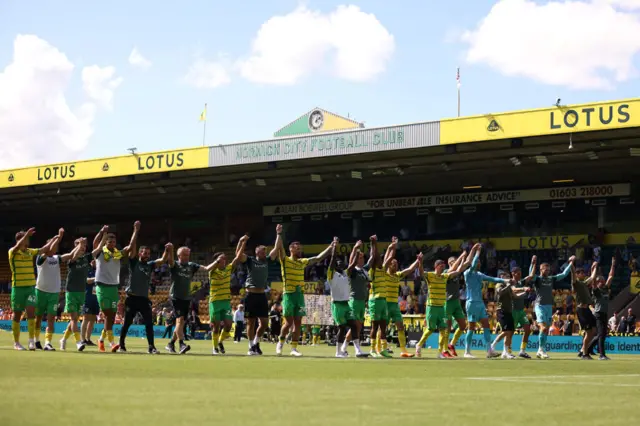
[{"xmin": 235, "ymin": 129, "xmax": 405, "ymax": 161}]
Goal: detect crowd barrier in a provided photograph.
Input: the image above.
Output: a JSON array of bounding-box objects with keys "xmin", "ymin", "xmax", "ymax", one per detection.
[
  {"xmin": 0, "ymin": 320, "xmax": 165, "ymax": 338},
  {"xmin": 413, "ymin": 333, "xmax": 640, "ymax": 354}
]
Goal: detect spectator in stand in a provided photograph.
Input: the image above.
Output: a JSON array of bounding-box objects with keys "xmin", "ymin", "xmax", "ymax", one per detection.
[
  {"xmin": 417, "ymin": 287, "xmax": 427, "ymax": 315},
  {"xmin": 593, "ymin": 244, "xmax": 601, "ymax": 263},
  {"xmin": 553, "ymin": 291, "xmax": 564, "ymax": 314},
  {"xmin": 563, "ymin": 314, "xmax": 574, "ymax": 336},
  {"xmin": 629, "ymin": 254, "xmax": 638, "ymax": 273},
  {"xmin": 617, "ymin": 316, "xmax": 627, "ymax": 334},
  {"xmin": 509, "ymin": 258, "xmax": 518, "ymax": 272},
  {"xmin": 413, "ymin": 270, "xmax": 422, "ymax": 296},
  {"xmin": 233, "ymin": 304, "xmax": 245, "ymax": 343},
  {"xmin": 626, "ymin": 308, "xmax": 636, "ymax": 334},
  {"xmin": 608, "ymin": 312, "xmax": 618, "ymax": 332},
  {"xmin": 399, "ymin": 297, "xmax": 408, "ymax": 314},
  {"xmin": 401, "ymin": 282, "xmax": 410, "ymax": 299},
  {"xmin": 565, "ymin": 291, "xmax": 574, "ymax": 315}
]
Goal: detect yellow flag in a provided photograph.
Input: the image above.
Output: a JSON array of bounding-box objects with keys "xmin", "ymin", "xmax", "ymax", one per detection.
[{"xmin": 199, "ymin": 106, "xmax": 207, "ymax": 122}]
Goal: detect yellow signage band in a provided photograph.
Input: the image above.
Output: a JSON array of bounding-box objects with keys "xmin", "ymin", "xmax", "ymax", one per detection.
[
  {"xmin": 440, "ymin": 98, "xmax": 640, "ymax": 145},
  {"xmin": 0, "ymin": 147, "xmax": 209, "ymax": 189}
]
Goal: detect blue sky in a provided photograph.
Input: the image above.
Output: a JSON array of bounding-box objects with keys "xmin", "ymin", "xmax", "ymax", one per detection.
[{"xmin": 1, "ymin": 0, "xmax": 639, "ymax": 168}]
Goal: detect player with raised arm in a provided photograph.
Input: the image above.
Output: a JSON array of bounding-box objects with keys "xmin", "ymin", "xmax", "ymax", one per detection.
[
  {"xmin": 590, "ymin": 258, "xmax": 616, "ymax": 360},
  {"xmin": 209, "ymin": 243, "xmax": 244, "ymax": 356},
  {"xmin": 118, "ymin": 243, "xmax": 172, "ymax": 354},
  {"xmin": 275, "ymin": 224, "xmax": 334, "ymax": 357},
  {"xmin": 341, "ymin": 237, "xmax": 375, "ymax": 357},
  {"xmin": 166, "ymin": 244, "xmax": 219, "ymax": 354},
  {"xmin": 416, "ymin": 247, "xmax": 474, "ymax": 358},
  {"xmin": 92, "ymin": 222, "xmax": 140, "ymax": 352},
  {"xmin": 34, "ymin": 229, "xmax": 75, "ymax": 351},
  {"xmin": 9, "ymin": 228, "xmax": 59, "ymax": 351},
  {"xmin": 490, "ymin": 272, "xmax": 528, "ymax": 359},
  {"xmin": 385, "ymin": 238, "xmax": 421, "ymax": 358},
  {"xmin": 529, "ymin": 255, "xmax": 575, "ymax": 359},
  {"xmin": 510, "ymin": 265, "xmax": 536, "ymax": 358},
  {"xmin": 462, "ymin": 244, "xmax": 510, "ymax": 359},
  {"xmin": 326, "ymin": 237, "xmax": 356, "ymax": 358},
  {"xmin": 238, "ymin": 234, "xmax": 279, "ymax": 356},
  {"xmin": 368, "ymin": 237, "xmax": 393, "ymax": 358},
  {"xmin": 444, "ymin": 252, "xmax": 468, "ymax": 356},
  {"xmin": 60, "ymin": 237, "xmax": 91, "ymax": 351},
  {"xmin": 572, "ymin": 262, "xmax": 598, "ymax": 359}
]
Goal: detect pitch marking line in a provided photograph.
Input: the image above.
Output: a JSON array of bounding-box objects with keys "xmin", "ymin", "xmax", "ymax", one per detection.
[{"xmin": 466, "ymin": 374, "xmax": 640, "ymax": 387}]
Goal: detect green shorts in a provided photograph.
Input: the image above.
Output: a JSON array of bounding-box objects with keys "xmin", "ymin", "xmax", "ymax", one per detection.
[
  {"xmin": 311, "ymin": 327, "xmax": 321, "ymax": 336},
  {"xmin": 209, "ymin": 300, "xmax": 233, "ymax": 322},
  {"xmin": 331, "ymin": 301, "xmax": 353, "ymax": 325},
  {"xmin": 11, "ymin": 285, "xmax": 36, "ymax": 312},
  {"xmin": 96, "ymin": 284, "xmax": 119, "ymax": 311},
  {"xmin": 65, "ymin": 291, "xmax": 85, "ymax": 314},
  {"xmin": 387, "ymin": 301, "xmax": 403, "ymax": 323},
  {"xmin": 425, "ymin": 305, "xmax": 447, "ymax": 331},
  {"xmin": 368, "ymin": 298, "xmax": 388, "ymax": 322},
  {"xmin": 512, "ymin": 309, "xmax": 529, "ymax": 328},
  {"xmin": 349, "ymin": 299, "xmax": 366, "ymax": 322},
  {"xmin": 35, "ymin": 289, "xmax": 59, "ymax": 316},
  {"xmin": 445, "ymin": 299, "xmax": 465, "ymax": 321},
  {"xmin": 282, "ymin": 290, "xmax": 306, "ymax": 318}
]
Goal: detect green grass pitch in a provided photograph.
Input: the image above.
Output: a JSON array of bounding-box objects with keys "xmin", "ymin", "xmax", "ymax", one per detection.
[{"xmin": 1, "ymin": 332, "xmax": 639, "ymax": 426}]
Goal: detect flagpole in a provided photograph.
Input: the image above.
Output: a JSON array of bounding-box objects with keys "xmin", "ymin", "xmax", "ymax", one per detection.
[
  {"xmin": 457, "ymin": 67, "xmax": 461, "ymax": 117},
  {"xmin": 202, "ymin": 103, "xmax": 207, "ymax": 146}
]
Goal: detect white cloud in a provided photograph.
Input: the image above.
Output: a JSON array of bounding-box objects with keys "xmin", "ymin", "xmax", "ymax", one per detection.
[
  {"xmin": 238, "ymin": 5, "xmax": 395, "ymax": 85},
  {"xmin": 128, "ymin": 47, "xmax": 152, "ymax": 69},
  {"xmin": 82, "ymin": 65, "xmax": 123, "ymax": 110},
  {"xmin": 461, "ymin": 0, "xmax": 640, "ymax": 89},
  {"xmin": 0, "ymin": 34, "xmax": 121, "ymax": 168},
  {"xmin": 183, "ymin": 58, "xmax": 231, "ymax": 89},
  {"xmin": 603, "ymin": 0, "xmax": 640, "ymax": 10}
]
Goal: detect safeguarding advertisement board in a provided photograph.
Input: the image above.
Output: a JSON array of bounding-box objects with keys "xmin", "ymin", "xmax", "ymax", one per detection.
[
  {"xmin": 263, "ymin": 183, "xmax": 630, "ymax": 216},
  {"xmin": 440, "ymin": 98, "xmax": 640, "ymax": 145},
  {"xmin": 417, "ymin": 333, "xmax": 640, "ymax": 354},
  {"xmin": 0, "ymin": 320, "xmax": 165, "ymax": 338},
  {"xmin": 0, "ymin": 147, "xmax": 210, "ymax": 189}
]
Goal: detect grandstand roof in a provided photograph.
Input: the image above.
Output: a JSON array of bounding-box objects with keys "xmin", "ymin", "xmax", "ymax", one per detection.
[{"xmin": 1, "ymin": 97, "xmax": 639, "ymax": 223}]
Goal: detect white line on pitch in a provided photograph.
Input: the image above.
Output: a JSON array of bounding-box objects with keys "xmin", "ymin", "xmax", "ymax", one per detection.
[
  {"xmin": 466, "ymin": 377, "xmax": 640, "ymax": 387},
  {"xmin": 467, "ymin": 374, "xmax": 640, "ymax": 380}
]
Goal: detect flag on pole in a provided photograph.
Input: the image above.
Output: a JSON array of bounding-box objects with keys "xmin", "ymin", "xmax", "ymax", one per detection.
[
  {"xmin": 199, "ymin": 104, "xmax": 207, "ymax": 122},
  {"xmin": 456, "ymin": 67, "xmax": 461, "ymax": 88}
]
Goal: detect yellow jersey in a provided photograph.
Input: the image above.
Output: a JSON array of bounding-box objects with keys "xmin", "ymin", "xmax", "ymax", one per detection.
[
  {"xmin": 368, "ymin": 267, "xmax": 387, "ymax": 300},
  {"xmin": 385, "ymin": 271, "xmax": 402, "ymax": 302},
  {"xmin": 8, "ymin": 248, "xmax": 38, "ymax": 287},
  {"xmin": 209, "ymin": 264, "xmax": 232, "ymax": 302},
  {"xmin": 424, "ymin": 272, "xmax": 449, "ymax": 307},
  {"xmin": 281, "ymin": 256, "xmax": 309, "ymax": 293}
]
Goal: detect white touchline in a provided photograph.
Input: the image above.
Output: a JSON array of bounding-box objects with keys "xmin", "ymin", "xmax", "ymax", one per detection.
[
  {"xmin": 467, "ymin": 374, "xmax": 640, "ymax": 380},
  {"xmin": 465, "ymin": 377, "xmax": 640, "ymax": 387}
]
